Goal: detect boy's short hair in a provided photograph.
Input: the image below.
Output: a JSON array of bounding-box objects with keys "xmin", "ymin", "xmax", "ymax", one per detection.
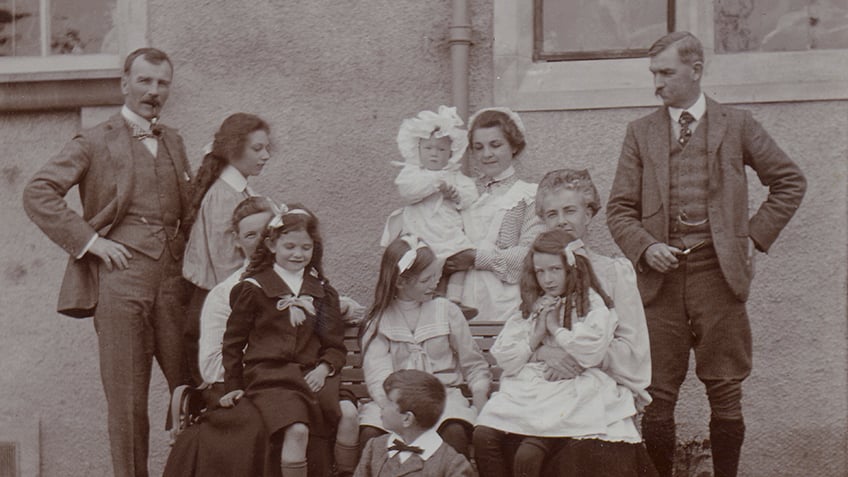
[{"xmin": 383, "ymin": 369, "xmax": 446, "ymax": 429}]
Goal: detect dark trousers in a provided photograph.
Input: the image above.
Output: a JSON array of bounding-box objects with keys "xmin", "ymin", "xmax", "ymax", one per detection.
[
  {"xmin": 642, "ymin": 245, "xmax": 751, "ymax": 477},
  {"xmin": 94, "ymin": 250, "xmax": 189, "ymax": 477}
]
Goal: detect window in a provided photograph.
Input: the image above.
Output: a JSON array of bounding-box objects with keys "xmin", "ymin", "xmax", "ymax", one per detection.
[
  {"xmin": 535, "ymin": 0, "xmax": 673, "ymax": 61},
  {"xmin": 495, "ymin": 0, "xmax": 848, "ymax": 110},
  {"xmin": 0, "ymin": 0, "xmax": 148, "ymax": 82},
  {"xmin": 0, "ymin": 0, "xmax": 147, "ymax": 110}
]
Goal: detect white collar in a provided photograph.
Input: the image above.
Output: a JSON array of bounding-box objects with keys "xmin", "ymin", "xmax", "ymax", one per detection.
[
  {"xmin": 483, "ymin": 165, "xmax": 516, "ymax": 183},
  {"xmin": 273, "ymin": 263, "xmax": 304, "ymax": 295},
  {"xmin": 121, "ymin": 105, "xmax": 152, "ymax": 130},
  {"xmin": 668, "ymin": 93, "xmax": 706, "ymax": 123},
  {"xmin": 386, "ymin": 429, "xmax": 443, "ymax": 462},
  {"xmin": 219, "ymin": 165, "xmax": 249, "ymax": 193}
]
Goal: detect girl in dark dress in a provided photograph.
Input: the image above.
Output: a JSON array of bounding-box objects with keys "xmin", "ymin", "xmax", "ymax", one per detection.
[{"xmin": 219, "ymin": 204, "xmax": 347, "ymax": 477}]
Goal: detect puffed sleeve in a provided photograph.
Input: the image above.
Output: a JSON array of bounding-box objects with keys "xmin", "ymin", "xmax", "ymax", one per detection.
[
  {"xmin": 198, "ymin": 278, "xmax": 233, "ymax": 384},
  {"xmin": 183, "ymin": 184, "xmax": 243, "ymax": 290},
  {"xmin": 361, "ymin": 319, "xmax": 394, "ymax": 406},
  {"xmin": 489, "ymin": 312, "xmax": 534, "ymax": 376},
  {"xmin": 600, "ymin": 258, "xmax": 652, "ymax": 408},
  {"xmin": 445, "ymin": 301, "xmax": 492, "ymax": 395},
  {"xmin": 553, "ymin": 292, "xmax": 617, "ymax": 369},
  {"xmin": 474, "ymin": 198, "xmax": 545, "ymax": 284},
  {"xmin": 222, "ymin": 281, "xmax": 259, "ymax": 392},
  {"xmin": 394, "ymin": 165, "xmax": 442, "ymax": 204}
]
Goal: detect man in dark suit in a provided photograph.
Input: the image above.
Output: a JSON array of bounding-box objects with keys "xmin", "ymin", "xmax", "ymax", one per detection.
[
  {"xmin": 23, "ymin": 48, "xmax": 192, "ymax": 477},
  {"xmin": 607, "ymin": 32, "xmax": 806, "ymax": 477}
]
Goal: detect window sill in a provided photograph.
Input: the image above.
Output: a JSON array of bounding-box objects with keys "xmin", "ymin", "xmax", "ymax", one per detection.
[{"xmin": 0, "ymin": 77, "xmax": 122, "ymax": 112}]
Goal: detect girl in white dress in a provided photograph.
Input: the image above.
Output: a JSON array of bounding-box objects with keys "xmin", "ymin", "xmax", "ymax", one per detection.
[
  {"xmin": 358, "ymin": 234, "xmax": 491, "ymax": 459},
  {"xmin": 475, "ymin": 229, "xmax": 649, "ymax": 477}
]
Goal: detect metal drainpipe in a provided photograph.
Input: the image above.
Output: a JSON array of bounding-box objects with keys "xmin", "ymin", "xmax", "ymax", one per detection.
[
  {"xmin": 449, "ymin": 0, "xmax": 472, "ymax": 173},
  {"xmin": 449, "ymin": 0, "xmax": 471, "ymax": 122}
]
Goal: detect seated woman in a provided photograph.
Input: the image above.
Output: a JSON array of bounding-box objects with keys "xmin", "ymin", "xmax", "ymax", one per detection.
[
  {"xmin": 474, "ymin": 169, "xmax": 653, "ymax": 477},
  {"xmin": 441, "ymin": 107, "xmax": 545, "ymax": 322}
]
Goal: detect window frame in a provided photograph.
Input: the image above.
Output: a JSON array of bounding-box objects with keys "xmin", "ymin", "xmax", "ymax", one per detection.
[
  {"xmin": 533, "ymin": 0, "xmax": 675, "ymax": 61},
  {"xmin": 0, "ymin": 0, "xmax": 147, "ymax": 111},
  {"xmin": 495, "ymin": 0, "xmax": 848, "ymax": 111}
]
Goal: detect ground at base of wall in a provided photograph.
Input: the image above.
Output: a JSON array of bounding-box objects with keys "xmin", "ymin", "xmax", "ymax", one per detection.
[{"xmin": 675, "ymin": 438, "xmax": 712, "ymax": 477}]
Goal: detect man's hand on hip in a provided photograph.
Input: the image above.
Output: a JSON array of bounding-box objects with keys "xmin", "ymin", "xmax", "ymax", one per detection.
[{"xmin": 88, "ymin": 237, "xmax": 133, "ymax": 271}]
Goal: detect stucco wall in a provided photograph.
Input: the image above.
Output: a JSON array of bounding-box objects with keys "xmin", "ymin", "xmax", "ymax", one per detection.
[{"xmin": 0, "ymin": 1, "xmax": 844, "ymax": 476}]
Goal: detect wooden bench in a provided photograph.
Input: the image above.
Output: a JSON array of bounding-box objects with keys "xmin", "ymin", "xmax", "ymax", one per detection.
[
  {"xmin": 171, "ymin": 321, "xmax": 506, "ymax": 437},
  {"xmin": 340, "ymin": 320, "xmax": 505, "ymax": 402}
]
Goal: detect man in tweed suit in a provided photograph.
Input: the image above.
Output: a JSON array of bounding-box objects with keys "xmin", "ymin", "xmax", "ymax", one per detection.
[
  {"xmin": 23, "ymin": 48, "xmax": 192, "ymax": 477},
  {"xmin": 607, "ymin": 32, "xmax": 806, "ymax": 477}
]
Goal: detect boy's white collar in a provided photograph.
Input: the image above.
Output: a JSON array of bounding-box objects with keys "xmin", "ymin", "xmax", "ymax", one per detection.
[{"xmin": 386, "ymin": 429, "xmax": 443, "ymax": 462}]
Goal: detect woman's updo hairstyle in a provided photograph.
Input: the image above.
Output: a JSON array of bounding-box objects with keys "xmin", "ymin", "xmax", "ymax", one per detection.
[{"xmin": 468, "ymin": 108, "xmax": 527, "ymax": 158}]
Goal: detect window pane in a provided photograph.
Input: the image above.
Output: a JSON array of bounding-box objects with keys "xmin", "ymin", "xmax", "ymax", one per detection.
[
  {"xmin": 716, "ymin": 0, "xmax": 848, "ymax": 53},
  {"xmin": 50, "ymin": 0, "xmax": 117, "ymax": 55},
  {"xmin": 0, "ymin": 0, "xmax": 41, "ymax": 56},
  {"xmin": 538, "ymin": 0, "xmax": 669, "ymax": 60}
]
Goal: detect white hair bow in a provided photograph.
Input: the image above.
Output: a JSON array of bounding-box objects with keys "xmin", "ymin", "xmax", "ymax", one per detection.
[
  {"xmin": 563, "ymin": 239, "xmax": 587, "ymax": 267},
  {"xmin": 268, "ymin": 203, "xmax": 311, "ymax": 229},
  {"xmin": 397, "ymin": 235, "xmax": 427, "ymax": 274}
]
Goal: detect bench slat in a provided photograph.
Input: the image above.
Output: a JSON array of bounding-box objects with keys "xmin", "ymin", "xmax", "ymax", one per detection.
[{"xmin": 341, "ymin": 321, "xmax": 506, "ymax": 401}]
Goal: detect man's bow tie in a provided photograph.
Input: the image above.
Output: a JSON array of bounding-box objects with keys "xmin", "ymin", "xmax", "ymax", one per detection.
[
  {"xmin": 129, "ymin": 122, "xmax": 159, "ymax": 141},
  {"xmin": 388, "ymin": 439, "xmax": 423, "ymax": 454}
]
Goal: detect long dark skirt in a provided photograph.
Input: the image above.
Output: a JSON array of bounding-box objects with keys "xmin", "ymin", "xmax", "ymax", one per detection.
[
  {"xmin": 164, "ymin": 398, "xmax": 273, "ymax": 477},
  {"xmin": 543, "ymin": 438, "xmax": 659, "ymax": 477},
  {"xmin": 245, "ymin": 361, "xmax": 342, "ymax": 439},
  {"xmin": 475, "ymin": 427, "xmax": 658, "ymax": 477}
]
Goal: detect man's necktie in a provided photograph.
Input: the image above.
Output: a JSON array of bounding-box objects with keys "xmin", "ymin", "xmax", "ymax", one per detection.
[
  {"xmin": 678, "ymin": 111, "xmax": 695, "ymax": 147},
  {"xmin": 388, "ymin": 439, "xmax": 423, "ymax": 455}
]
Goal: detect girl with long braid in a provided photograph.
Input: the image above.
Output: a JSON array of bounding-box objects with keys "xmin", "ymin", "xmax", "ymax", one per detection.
[{"xmin": 182, "ymin": 113, "xmax": 271, "ymax": 384}]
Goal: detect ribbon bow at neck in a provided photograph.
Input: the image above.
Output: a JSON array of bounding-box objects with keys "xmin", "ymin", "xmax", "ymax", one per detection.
[
  {"xmin": 276, "ymin": 295, "xmax": 315, "ymax": 327},
  {"xmin": 404, "ymin": 344, "xmax": 433, "ymax": 374},
  {"xmin": 563, "ymin": 239, "xmax": 588, "ymax": 267},
  {"xmin": 388, "ymin": 439, "xmax": 423, "ymax": 455},
  {"xmin": 530, "ymin": 295, "xmax": 561, "ymax": 320}
]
